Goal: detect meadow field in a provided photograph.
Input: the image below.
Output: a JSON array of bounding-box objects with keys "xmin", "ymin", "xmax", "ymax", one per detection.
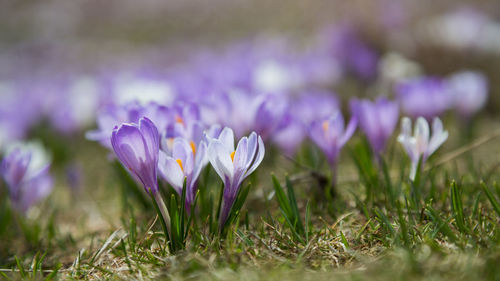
[{"xmin": 1, "ymin": 0, "xmax": 500, "ymax": 280}]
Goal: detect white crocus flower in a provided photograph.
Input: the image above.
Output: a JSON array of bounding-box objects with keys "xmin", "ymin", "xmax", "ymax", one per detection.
[{"xmin": 397, "ymin": 117, "xmax": 448, "ymax": 181}]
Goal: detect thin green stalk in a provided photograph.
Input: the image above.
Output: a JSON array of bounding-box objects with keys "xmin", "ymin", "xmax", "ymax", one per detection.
[{"xmin": 151, "ymin": 192, "xmax": 172, "ymax": 241}]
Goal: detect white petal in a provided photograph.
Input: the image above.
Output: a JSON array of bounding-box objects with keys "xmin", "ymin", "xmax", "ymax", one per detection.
[
  {"xmin": 245, "ymin": 132, "xmax": 258, "ymax": 167},
  {"xmin": 191, "ymin": 141, "xmax": 208, "ymax": 183},
  {"xmin": 158, "ymin": 151, "xmax": 184, "ymax": 193},
  {"xmin": 400, "ymin": 117, "xmax": 412, "ymax": 139},
  {"xmin": 415, "ymin": 117, "xmax": 430, "ymax": 155},
  {"xmin": 172, "ymin": 138, "xmax": 194, "ymax": 174},
  {"xmin": 208, "ymin": 140, "xmax": 234, "ymax": 182},
  {"xmin": 218, "ymin": 127, "xmax": 235, "ymax": 151},
  {"xmin": 244, "ymin": 135, "xmax": 265, "ymax": 178},
  {"xmin": 415, "ymin": 117, "xmax": 430, "ymax": 144},
  {"xmin": 233, "ymin": 137, "xmax": 249, "ymax": 171},
  {"xmin": 427, "ymin": 118, "xmax": 448, "ymax": 156}
]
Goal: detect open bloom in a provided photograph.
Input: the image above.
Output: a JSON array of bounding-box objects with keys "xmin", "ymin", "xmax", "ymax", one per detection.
[
  {"xmin": 208, "ymin": 127, "xmax": 265, "ymax": 228},
  {"xmin": 309, "ymin": 112, "xmax": 357, "ymax": 166},
  {"xmin": 111, "ymin": 117, "xmax": 160, "ymax": 194},
  {"xmin": 350, "ymin": 97, "xmax": 399, "ymax": 155},
  {"xmin": 0, "ymin": 143, "xmax": 53, "ymax": 213},
  {"xmin": 158, "ymin": 137, "xmax": 208, "ymax": 208},
  {"xmin": 397, "ymin": 117, "xmax": 448, "ymax": 180}
]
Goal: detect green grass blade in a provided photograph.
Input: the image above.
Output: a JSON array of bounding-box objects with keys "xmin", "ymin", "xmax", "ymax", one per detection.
[
  {"xmin": 285, "ymin": 176, "xmax": 305, "ymax": 236},
  {"xmin": 450, "ymin": 181, "xmax": 467, "ymax": 233},
  {"xmin": 272, "ymin": 174, "xmax": 292, "ymax": 217},
  {"xmin": 481, "ymin": 181, "xmax": 500, "ymax": 218}
]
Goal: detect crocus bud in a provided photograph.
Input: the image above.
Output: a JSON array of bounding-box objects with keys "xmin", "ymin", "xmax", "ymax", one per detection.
[{"xmin": 111, "ymin": 117, "xmax": 160, "ymax": 194}]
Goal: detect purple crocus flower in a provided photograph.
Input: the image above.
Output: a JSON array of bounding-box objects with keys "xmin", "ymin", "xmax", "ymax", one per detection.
[
  {"xmin": 447, "ymin": 71, "xmax": 488, "ymax": 118},
  {"xmin": 111, "ymin": 117, "xmax": 173, "ymax": 235},
  {"xmin": 396, "ymin": 77, "xmax": 452, "ymax": 120},
  {"xmin": 309, "ymin": 112, "xmax": 357, "ymax": 183},
  {"xmin": 350, "ymin": 97, "xmax": 399, "ymax": 155},
  {"xmin": 397, "ymin": 117, "xmax": 448, "ymax": 181},
  {"xmin": 0, "ymin": 145, "xmax": 53, "ymax": 213},
  {"xmin": 111, "ymin": 117, "xmax": 160, "ymax": 194},
  {"xmin": 158, "ymin": 137, "xmax": 208, "ymax": 209},
  {"xmin": 310, "ymin": 112, "xmax": 357, "ymax": 165},
  {"xmin": 207, "ymin": 127, "xmax": 265, "ymax": 229}
]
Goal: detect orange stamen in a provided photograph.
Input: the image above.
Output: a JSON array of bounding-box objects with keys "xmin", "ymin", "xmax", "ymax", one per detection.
[
  {"xmin": 176, "ymin": 159, "xmax": 184, "ymax": 172},
  {"xmin": 175, "ymin": 116, "xmax": 184, "ymax": 125},
  {"xmin": 230, "ymin": 151, "xmax": 236, "ymax": 162},
  {"xmin": 322, "ymin": 120, "xmax": 329, "ymax": 132},
  {"xmin": 166, "ymin": 138, "xmax": 174, "ymax": 148},
  {"xmin": 190, "ymin": 141, "xmax": 196, "ymax": 154}
]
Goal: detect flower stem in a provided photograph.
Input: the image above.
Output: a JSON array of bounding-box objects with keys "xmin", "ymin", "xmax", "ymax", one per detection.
[{"xmin": 151, "ymin": 192, "xmax": 172, "ymax": 240}]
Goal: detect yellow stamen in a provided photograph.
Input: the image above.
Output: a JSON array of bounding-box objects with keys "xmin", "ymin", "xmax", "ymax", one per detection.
[
  {"xmin": 190, "ymin": 141, "xmax": 196, "ymax": 154},
  {"xmin": 230, "ymin": 151, "xmax": 236, "ymax": 162},
  {"xmin": 176, "ymin": 159, "xmax": 184, "ymax": 172},
  {"xmin": 167, "ymin": 138, "xmax": 174, "ymax": 148},
  {"xmin": 175, "ymin": 116, "xmax": 184, "ymax": 125},
  {"xmin": 322, "ymin": 120, "xmax": 329, "ymax": 132}
]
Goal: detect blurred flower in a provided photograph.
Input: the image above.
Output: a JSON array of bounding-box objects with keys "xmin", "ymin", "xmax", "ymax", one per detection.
[
  {"xmin": 252, "ymin": 60, "xmax": 298, "ymax": 93},
  {"xmin": 48, "ymin": 76, "xmax": 101, "ymax": 134},
  {"xmin": 447, "ymin": 71, "xmax": 488, "ymax": 118},
  {"xmin": 396, "ymin": 77, "xmax": 452, "ymax": 120},
  {"xmin": 253, "ymin": 94, "xmax": 288, "ymax": 141},
  {"xmin": 397, "ymin": 117, "xmax": 448, "ymax": 181},
  {"xmin": 272, "ymin": 114, "xmax": 305, "ymax": 156},
  {"xmin": 112, "ymin": 73, "xmax": 176, "ymax": 106},
  {"xmin": 0, "ymin": 82, "xmax": 42, "ymax": 148},
  {"xmin": 350, "ymin": 97, "xmax": 399, "ymax": 155},
  {"xmin": 86, "ymin": 102, "xmax": 145, "ymax": 148},
  {"xmin": 418, "ymin": 8, "xmax": 500, "ymax": 55},
  {"xmin": 111, "ymin": 117, "xmax": 160, "ymax": 194},
  {"xmin": 208, "ymin": 127, "xmax": 265, "ymax": 228},
  {"xmin": 217, "ymin": 89, "xmax": 264, "ymax": 137},
  {"xmin": 293, "ymin": 90, "xmax": 340, "ymax": 126},
  {"xmin": 158, "ymin": 137, "xmax": 208, "ymax": 208},
  {"xmin": 0, "ymin": 142, "xmax": 53, "ymax": 213},
  {"xmin": 326, "ymin": 24, "xmax": 379, "ymax": 80},
  {"xmin": 378, "ymin": 52, "xmax": 422, "ymax": 85},
  {"xmin": 309, "ymin": 112, "xmax": 357, "ymax": 167}
]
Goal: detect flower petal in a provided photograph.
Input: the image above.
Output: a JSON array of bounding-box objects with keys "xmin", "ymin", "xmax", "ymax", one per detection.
[
  {"xmin": 208, "ymin": 140, "xmax": 234, "ymax": 183},
  {"xmin": 158, "ymin": 151, "xmax": 184, "ymax": 194},
  {"xmin": 218, "ymin": 127, "xmax": 235, "ymax": 151},
  {"xmin": 244, "ymin": 135, "xmax": 265, "ymax": 178},
  {"xmin": 427, "ymin": 118, "xmax": 448, "ymax": 156}
]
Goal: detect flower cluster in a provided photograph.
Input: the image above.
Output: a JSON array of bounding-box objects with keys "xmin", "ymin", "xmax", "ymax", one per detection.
[{"xmin": 110, "ymin": 115, "xmax": 265, "ymax": 231}]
